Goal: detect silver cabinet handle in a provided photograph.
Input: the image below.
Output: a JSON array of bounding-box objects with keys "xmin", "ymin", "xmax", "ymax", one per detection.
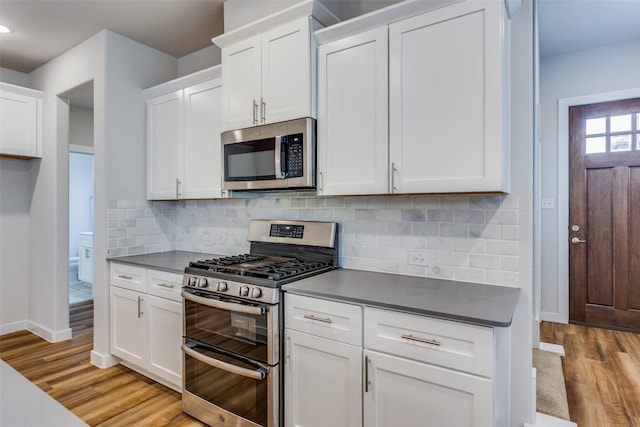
[
  {"xmin": 318, "ymin": 171, "xmax": 324, "ymax": 193},
  {"xmin": 260, "ymin": 97, "xmax": 266, "ymax": 123},
  {"xmin": 286, "ymin": 335, "xmax": 291, "ymax": 365},
  {"xmin": 182, "ymin": 344, "xmax": 267, "ymax": 380},
  {"xmin": 364, "ymin": 355, "xmax": 371, "ymax": 393},
  {"xmin": 157, "ymin": 282, "xmax": 175, "ymax": 289},
  {"xmin": 176, "ymin": 178, "xmax": 182, "ymax": 198},
  {"xmin": 253, "ymin": 99, "xmax": 258, "ymax": 125},
  {"xmin": 401, "ymin": 334, "xmax": 441, "ymax": 346},
  {"xmin": 303, "ymin": 314, "xmax": 333, "ymax": 324},
  {"xmin": 571, "ymin": 237, "xmax": 587, "ymax": 245},
  {"xmin": 118, "ymin": 274, "xmax": 133, "ymax": 280},
  {"xmin": 137, "ymin": 296, "xmax": 144, "ymax": 318},
  {"xmin": 391, "ymin": 162, "xmax": 398, "ymax": 193},
  {"xmin": 84, "ymin": 248, "xmax": 90, "ymax": 258}
]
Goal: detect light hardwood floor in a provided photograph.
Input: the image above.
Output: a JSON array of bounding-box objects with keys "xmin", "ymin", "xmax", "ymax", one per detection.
[
  {"xmin": 0, "ymin": 301, "xmax": 205, "ymax": 427},
  {"xmin": 541, "ymin": 321, "xmax": 640, "ymax": 427}
]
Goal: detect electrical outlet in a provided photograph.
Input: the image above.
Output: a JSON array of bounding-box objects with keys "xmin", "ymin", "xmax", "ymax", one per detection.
[{"xmin": 408, "ymin": 251, "xmax": 429, "ymax": 266}]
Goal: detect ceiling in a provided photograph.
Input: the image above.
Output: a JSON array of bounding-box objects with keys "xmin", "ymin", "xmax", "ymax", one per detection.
[{"xmin": 1, "ymin": 0, "xmax": 639, "ymax": 74}]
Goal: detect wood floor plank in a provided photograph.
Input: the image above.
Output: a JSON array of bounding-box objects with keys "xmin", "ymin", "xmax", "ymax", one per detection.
[
  {"xmin": 541, "ymin": 321, "xmax": 640, "ymax": 427},
  {"xmin": 0, "ymin": 303, "xmax": 205, "ymax": 427}
]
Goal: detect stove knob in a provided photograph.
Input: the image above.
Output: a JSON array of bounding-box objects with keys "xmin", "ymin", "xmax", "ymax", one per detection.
[
  {"xmin": 217, "ymin": 282, "xmax": 228, "ymax": 292},
  {"xmin": 188, "ymin": 277, "xmax": 198, "ymax": 287},
  {"xmin": 239, "ymin": 286, "xmax": 250, "ymax": 297},
  {"xmin": 250, "ymin": 288, "xmax": 262, "ymax": 299},
  {"xmin": 198, "ymin": 277, "xmax": 209, "ymax": 288}
]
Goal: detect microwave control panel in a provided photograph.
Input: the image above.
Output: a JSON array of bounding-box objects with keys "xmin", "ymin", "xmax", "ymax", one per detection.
[{"xmin": 283, "ymin": 133, "xmax": 303, "ymax": 178}]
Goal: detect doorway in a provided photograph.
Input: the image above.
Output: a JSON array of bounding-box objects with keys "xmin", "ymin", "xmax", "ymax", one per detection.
[
  {"xmin": 64, "ymin": 82, "xmax": 95, "ymax": 331},
  {"xmin": 568, "ymin": 97, "xmax": 640, "ymax": 331}
]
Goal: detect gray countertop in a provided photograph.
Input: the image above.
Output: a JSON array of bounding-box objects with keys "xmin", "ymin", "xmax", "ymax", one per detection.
[
  {"xmin": 282, "ymin": 269, "xmax": 520, "ymax": 327},
  {"xmin": 107, "ymin": 251, "xmax": 220, "ymax": 274}
]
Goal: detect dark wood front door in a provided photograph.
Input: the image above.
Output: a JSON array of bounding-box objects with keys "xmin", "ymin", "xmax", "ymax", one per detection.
[{"xmin": 569, "ymin": 97, "xmax": 640, "ymax": 331}]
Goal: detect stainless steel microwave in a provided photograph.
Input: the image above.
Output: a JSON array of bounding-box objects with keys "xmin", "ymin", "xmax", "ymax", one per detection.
[{"xmin": 222, "ymin": 117, "xmax": 316, "ymax": 191}]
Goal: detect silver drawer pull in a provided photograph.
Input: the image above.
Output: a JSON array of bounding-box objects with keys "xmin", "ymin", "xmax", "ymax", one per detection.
[
  {"xmin": 401, "ymin": 334, "xmax": 441, "ymax": 346},
  {"xmin": 303, "ymin": 314, "xmax": 333, "ymax": 324},
  {"xmin": 118, "ymin": 274, "xmax": 133, "ymax": 280},
  {"xmin": 157, "ymin": 282, "xmax": 175, "ymax": 289}
]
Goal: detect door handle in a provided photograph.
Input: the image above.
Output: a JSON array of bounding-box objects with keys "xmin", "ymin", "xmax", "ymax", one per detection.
[{"xmin": 571, "ymin": 237, "xmax": 587, "ymax": 245}]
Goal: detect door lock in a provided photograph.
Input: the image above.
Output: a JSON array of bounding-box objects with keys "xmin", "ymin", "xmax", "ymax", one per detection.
[{"xmin": 571, "ymin": 237, "xmax": 587, "ymax": 245}]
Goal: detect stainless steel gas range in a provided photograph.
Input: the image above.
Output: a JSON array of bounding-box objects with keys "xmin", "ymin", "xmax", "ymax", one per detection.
[{"xmin": 181, "ymin": 219, "xmax": 338, "ymax": 427}]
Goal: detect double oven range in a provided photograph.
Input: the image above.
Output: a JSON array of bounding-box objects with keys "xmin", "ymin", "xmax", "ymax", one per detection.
[{"xmin": 181, "ymin": 219, "xmax": 338, "ymax": 427}]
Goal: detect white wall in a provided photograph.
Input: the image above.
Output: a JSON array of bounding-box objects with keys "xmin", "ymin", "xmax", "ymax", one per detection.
[
  {"xmin": 539, "ymin": 39, "xmax": 640, "ymax": 322},
  {"xmin": 69, "ymin": 152, "xmax": 94, "ymax": 259},
  {"xmin": 0, "ymin": 158, "xmax": 30, "ymax": 334},
  {"xmin": 178, "ymin": 45, "xmax": 221, "ymax": 77},
  {"xmin": 0, "ymin": 68, "xmax": 30, "ymax": 334},
  {"xmin": 69, "ymin": 105, "xmax": 94, "ymax": 148}
]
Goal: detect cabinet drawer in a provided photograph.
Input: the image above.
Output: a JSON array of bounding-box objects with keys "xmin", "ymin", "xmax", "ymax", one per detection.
[
  {"xmin": 110, "ymin": 263, "xmax": 146, "ymax": 292},
  {"xmin": 285, "ymin": 294, "xmax": 362, "ymax": 346},
  {"xmin": 364, "ymin": 307, "xmax": 493, "ymax": 378},
  {"xmin": 147, "ymin": 269, "xmax": 183, "ymax": 302}
]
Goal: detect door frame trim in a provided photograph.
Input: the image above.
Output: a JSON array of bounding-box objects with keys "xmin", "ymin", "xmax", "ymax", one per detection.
[{"xmin": 555, "ymin": 87, "xmax": 640, "ymax": 324}]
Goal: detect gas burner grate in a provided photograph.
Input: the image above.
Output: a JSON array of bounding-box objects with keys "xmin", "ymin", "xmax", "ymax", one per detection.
[{"xmin": 243, "ymin": 260, "xmax": 331, "ymax": 280}]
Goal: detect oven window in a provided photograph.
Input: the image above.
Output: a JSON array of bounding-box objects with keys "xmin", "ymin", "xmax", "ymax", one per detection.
[
  {"xmin": 184, "ymin": 296, "xmax": 269, "ymax": 363},
  {"xmin": 184, "ymin": 343, "xmax": 269, "ymax": 426}
]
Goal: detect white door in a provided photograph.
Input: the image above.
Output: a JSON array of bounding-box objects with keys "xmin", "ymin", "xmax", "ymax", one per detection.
[
  {"xmin": 261, "ymin": 18, "xmax": 312, "ymax": 125},
  {"xmin": 110, "ymin": 287, "xmax": 147, "ymax": 364},
  {"xmin": 285, "ymin": 329, "xmax": 362, "ymax": 427},
  {"xmin": 183, "ymin": 79, "xmax": 225, "ymax": 199},
  {"xmin": 363, "ymin": 350, "xmax": 493, "ymax": 427},
  {"xmin": 389, "ymin": 1, "xmax": 506, "ymax": 193},
  {"xmin": 146, "ymin": 91, "xmax": 183, "ymax": 199},
  {"xmin": 147, "ymin": 295, "xmax": 182, "ymax": 387},
  {"xmin": 221, "ymin": 35, "xmax": 261, "ymax": 130},
  {"xmin": 317, "ymin": 26, "xmax": 389, "ymax": 196}
]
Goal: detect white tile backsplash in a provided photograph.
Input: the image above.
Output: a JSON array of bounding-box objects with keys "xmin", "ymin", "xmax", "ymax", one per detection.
[{"xmin": 107, "ymin": 192, "xmax": 520, "ymax": 286}]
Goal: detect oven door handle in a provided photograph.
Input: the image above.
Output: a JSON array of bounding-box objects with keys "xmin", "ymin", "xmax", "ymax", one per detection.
[
  {"xmin": 182, "ymin": 290, "xmax": 266, "ymax": 315},
  {"xmin": 182, "ymin": 344, "xmax": 267, "ymax": 380}
]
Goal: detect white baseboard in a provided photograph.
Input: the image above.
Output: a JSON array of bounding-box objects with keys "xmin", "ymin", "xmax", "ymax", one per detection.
[
  {"xmin": 524, "ymin": 412, "xmax": 577, "ymax": 427},
  {"xmin": 90, "ymin": 350, "xmax": 119, "ymax": 369},
  {"xmin": 0, "ymin": 320, "xmax": 28, "ymax": 336},
  {"xmin": 27, "ymin": 321, "xmax": 72, "ymax": 343},
  {"xmin": 540, "ymin": 342, "xmax": 565, "ymax": 356}
]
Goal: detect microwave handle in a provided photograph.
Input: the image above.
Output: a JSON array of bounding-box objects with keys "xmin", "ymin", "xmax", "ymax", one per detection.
[
  {"xmin": 181, "ymin": 290, "xmax": 266, "ymax": 316},
  {"xmin": 182, "ymin": 344, "xmax": 267, "ymax": 380},
  {"xmin": 274, "ymin": 136, "xmax": 285, "ymax": 179}
]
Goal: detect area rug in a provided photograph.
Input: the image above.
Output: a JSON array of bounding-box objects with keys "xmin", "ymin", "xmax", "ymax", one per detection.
[{"xmin": 533, "ymin": 348, "xmax": 571, "ymax": 421}]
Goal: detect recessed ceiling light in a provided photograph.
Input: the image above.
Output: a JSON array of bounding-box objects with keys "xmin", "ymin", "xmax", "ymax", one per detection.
[{"xmin": 0, "ymin": 25, "xmax": 13, "ymax": 34}]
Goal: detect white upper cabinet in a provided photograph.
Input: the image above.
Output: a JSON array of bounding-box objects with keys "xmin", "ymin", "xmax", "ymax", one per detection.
[
  {"xmin": 315, "ymin": 0, "xmax": 511, "ymax": 195},
  {"xmin": 214, "ymin": 0, "xmax": 339, "ymax": 131},
  {"xmin": 0, "ymin": 82, "xmax": 43, "ymax": 158},
  {"xmin": 317, "ymin": 26, "xmax": 389, "ymax": 196},
  {"xmin": 220, "ymin": 18, "xmax": 317, "ymax": 130},
  {"xmin": 389, "ymin": 0, "xmax": 509, "ymax": 194},
  {"xmin": 145, "ymin": 67, "xmax": 226, "ymax": 200}
]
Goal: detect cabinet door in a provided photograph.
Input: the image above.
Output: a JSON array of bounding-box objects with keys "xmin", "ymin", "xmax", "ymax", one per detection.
[
  {"xmin": 78, "ymin": 246, "xmax": 93, "ymax": 283},
  {"xmin": 146, "ymin": 91, "xmax": 184, "ymax": 199},
  {"xmin": 110, "ymin": 287, "xmax": 148, "ymax": 365},
  {"xmin": 261, "ymin": 18, "xmax": 312, "ymax": 125},
  {"xmin": 389, "ymin": 1, "xmax": 507, "ymax": 193},
  {"xmin": 183, "ymin": 79, "xmax": 225, "ymax": 199},
  {"xmin": 285, "ymin": 329, "xmax": 362, "ymax": 427},
  {"xmin": 317, "ymin": 26, "xmax": 389, "ymax": 196},
  {"xmin": 221, "ymin": 35, "xmax": 261, "ymax": 130},
  {"xmin": 147, "ymin": 295, "xmax": 182, "ymax": 388},
  {"xmin": 363, "ymin": 350, "xmax": 493, "ymax": 427},
  {"xmin": 0, "ymin": 88, "xmax": 41, "ymax": 157}
]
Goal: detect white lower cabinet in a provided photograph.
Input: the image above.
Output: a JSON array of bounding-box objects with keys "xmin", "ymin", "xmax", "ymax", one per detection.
[
  {"xmin": 363, "ymin": 350, "xmax": 492, "ymax": 427},
  {"xmin": 285, "ymin": 329, "xmax": 362, "ymax": 427},
  {"xmin": 284, "ymin": 294, "xmax": 509, "ymax": 427},
  {"xmin": 109, "ymin": 263, "xmax": 183, "ymax": 391},
  {"xmin": 284, "ymin": 294, "xmax": 363, "ymax": 427}
]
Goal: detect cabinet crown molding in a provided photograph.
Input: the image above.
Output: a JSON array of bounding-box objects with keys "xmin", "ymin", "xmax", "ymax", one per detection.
[{"xmin": 212, "ymin": 0, "xmax": 339, "ymax": 48}]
